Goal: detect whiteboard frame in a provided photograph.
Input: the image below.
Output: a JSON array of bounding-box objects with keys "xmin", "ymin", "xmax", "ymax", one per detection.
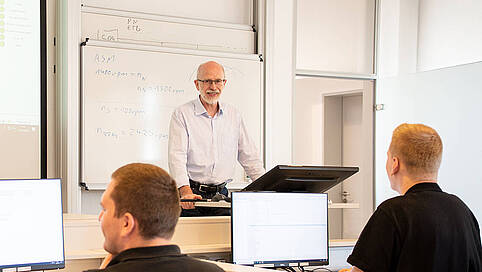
[
  {"xmin": 80, "ymin": 11, "xmax": 256, "ymax": 54},
  {"xmin": 83, "ymin": 39, "xmax": 262, "ymax": 61},
  {"xmin": 81, "ymin": 6, "xmax": 254, "ymax": 31}
]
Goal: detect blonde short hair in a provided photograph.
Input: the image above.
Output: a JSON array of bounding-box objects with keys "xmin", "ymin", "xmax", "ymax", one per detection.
[{"xmin": 389, "ymin": 123, "xmax": 443, "ymax": 175}]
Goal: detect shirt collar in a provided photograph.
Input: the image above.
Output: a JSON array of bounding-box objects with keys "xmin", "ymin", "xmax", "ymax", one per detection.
[
  {"xmin": 405, "ymin": 182, "xmax": 442, "ymax": 195},
  {"xmin": 218, "ymin": 102, "xmax": 225, "ymax": 114},
  {"xmin": 193, "ymin": 96, "xmax": 224, "ymax": 116},
  {"xmin": 107, "ymin": 245, "xmax": 182, "ymax": 266}
]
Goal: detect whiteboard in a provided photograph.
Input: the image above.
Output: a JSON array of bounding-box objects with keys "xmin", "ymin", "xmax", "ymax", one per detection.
[
  {"xmin": 375, "ymin": 61, "xmax": 482, "ymax": 228},
  {"xmin": 81, "ymin": 11, "xmax": 255, "ymax": 54},
  {"xmin": 81, "ymin": 0, "xmax": 253, "ymax": 25},
  {"xmin": 81, "ymin": 42, "xmax": 263, "ymax": 188}
]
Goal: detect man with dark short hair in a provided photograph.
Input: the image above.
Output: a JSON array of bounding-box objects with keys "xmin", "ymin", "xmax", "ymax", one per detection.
[
  {"xmin": 348, "ymin": 124, "xmax": 482, "ymax": 272},
  {"xmin": 84, "ymin": 163, "xmax": 224, "ymax": 272}
]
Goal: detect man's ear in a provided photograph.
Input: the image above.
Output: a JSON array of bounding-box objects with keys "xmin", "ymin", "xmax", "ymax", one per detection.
[
  {"xmin": 390, "ymin": 156, "xmax": 400, "ymax": 176},
  {"xmin": 194, "ymin": 80, "xmax": 200, "ymax": 91},
  {"xmin": 120, "ymin": 212, "xmax": 136, "ymax": 237}
]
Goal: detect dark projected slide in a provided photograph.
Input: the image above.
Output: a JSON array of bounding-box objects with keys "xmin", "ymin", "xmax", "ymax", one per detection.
[{"xmin": 0, "ymin": 0, "xmax": 41, "ymax": 178}]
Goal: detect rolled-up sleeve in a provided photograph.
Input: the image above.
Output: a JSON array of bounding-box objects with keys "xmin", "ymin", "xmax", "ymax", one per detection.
[{"xmin": 168, "ymin": 110, "xmax": 190, "ymax": 188}]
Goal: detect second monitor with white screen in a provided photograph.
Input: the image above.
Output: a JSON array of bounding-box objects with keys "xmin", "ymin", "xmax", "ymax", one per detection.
[
  {"xmin": 0, "ymin": 179, "xmax": 65, "ymax": 271},
  {"xmin": 231, "ymin": 192, "xmax": 328, "ymax": 268}
]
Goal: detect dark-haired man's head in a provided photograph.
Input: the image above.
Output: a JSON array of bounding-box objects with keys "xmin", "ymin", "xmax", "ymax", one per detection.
[{"xmin": 98, "ymin": 163, "xmax": 181, "ymax": 255}]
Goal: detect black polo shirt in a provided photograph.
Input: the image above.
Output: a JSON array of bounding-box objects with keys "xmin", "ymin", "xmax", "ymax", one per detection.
[
  {"xmin": 348, "ymin": 183, "xmax": 482, "ymax": 272},
  {"xmin": 84, "ymin": 245, "xmax": 225, "ymax": 272}
]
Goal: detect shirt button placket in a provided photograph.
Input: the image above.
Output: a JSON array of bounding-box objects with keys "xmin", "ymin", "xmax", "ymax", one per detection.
[{"xmin": 211, "ymin": 117, "xmax": 218, "ymax": 177}]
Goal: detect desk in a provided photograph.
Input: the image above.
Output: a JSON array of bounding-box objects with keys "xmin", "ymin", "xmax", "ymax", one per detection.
[
  {"xmin": 195, "ymin": 201, "xmax": 231, "ymax": 208},
  {"xmin": 63, "ymin": 214, "xmax": 235, "ymax": 271},
  {"xmin": 63, "ymin": 214, "xmax": 232, "ymax": 257},
  {"xmin": 63, "ymin": 214, "xmax": 354, "ymax": 271},
  {"xmin": 205, "ymin": 261, "xmax": 273, "ymax": 272},
  {"xmin": 194, "ymin": 202, "xmax": 361, "ymax": 209}
]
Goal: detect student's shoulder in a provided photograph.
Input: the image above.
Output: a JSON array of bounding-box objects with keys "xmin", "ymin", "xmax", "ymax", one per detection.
[
  {"xmin": 82, "ymin": 265, "xmax": 124, "ymax": 272},
  {"xmin": 373, "ymin": 195, "xmax": 407, "ymax": 218},
  {"xmin": 190, "ymin": 257, "xmax": 225, "ymax": 270},
  {"xmin": 378, "ymin": 195, "xmax": 405, "ymax": 208}
]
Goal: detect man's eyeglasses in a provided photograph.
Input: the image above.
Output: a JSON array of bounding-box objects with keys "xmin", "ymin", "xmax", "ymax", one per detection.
[{"xmin": 197, "ymin": 79, "xmax": 226, "ymax": 86}]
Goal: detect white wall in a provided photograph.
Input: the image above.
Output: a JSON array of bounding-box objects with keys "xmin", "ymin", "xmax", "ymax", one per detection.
[
  {"xmin": 292, "ymin": 77, "xmax": 374, "ymax": 240},
  {"xmin": 378, "ymin": 0, "xmax": 482, "ymax": 74},
  {"xmin": 377, "ymin": 0, "xmax": 419, "ymax": 77},
  {"xmin": 417, "ymin": 0, "xmax": 482, "ymax": 71},
  {"xmin": 375, "ymin": 62, "xmax": 482, "ymax": 229},
  {"xmin": 264, "ymin": 0, "xmax": 295, "ymax": 169},
  {"xmin": 293, "ymin": 77, "xmax": 367, "ymax": 166},
  {"xmin": 376, "ymin": 0, "xmax": 482, "ymax": 227},
  {"xmin": 296, "ymin": 0, "xmax": 375, "ymax": 74}
]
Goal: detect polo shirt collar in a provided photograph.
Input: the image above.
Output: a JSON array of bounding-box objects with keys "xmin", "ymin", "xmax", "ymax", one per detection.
[
  {"xmin": 405, "ymin": 182, "xmax": 442, "ymax": 195},
  {"xmin": 193, "ymin": 96, "xmax": 224, "ymax": 116},
  {"xmin": 107, "ymin": 245, "xmax": 182, "ymax": 267}
]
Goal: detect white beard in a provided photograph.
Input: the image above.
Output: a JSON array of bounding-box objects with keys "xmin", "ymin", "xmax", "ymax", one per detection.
[{"xmin": 201, "ymin": 90, "xmax": 220, "ymax": 105}]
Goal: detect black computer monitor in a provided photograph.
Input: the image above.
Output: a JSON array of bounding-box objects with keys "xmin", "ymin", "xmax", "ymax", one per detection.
[
  {"xmin": 231, "ymin": 192, "xmax": 329, "ymax": 268},
  {"xmin": 0, "ymin": 179, "xmax": 65, "ymax": 271},
  {"xmin": 243, "ymin": 165, "xmax": 359, "ymax": 193}
]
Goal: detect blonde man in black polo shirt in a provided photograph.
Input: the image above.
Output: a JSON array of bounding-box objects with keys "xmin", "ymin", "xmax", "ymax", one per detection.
[
  {"xmin": 85, "ymin": 163, "xmax": 224, "ymax": 272},
  {"xmin": 348, "ymin": 123, "xmax": 481, "ymax": 272}
]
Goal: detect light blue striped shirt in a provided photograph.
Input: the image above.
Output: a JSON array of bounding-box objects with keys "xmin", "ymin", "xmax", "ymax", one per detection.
[{"xmin": 168, "ymin": 97, "xmax": 265, "ymax": 188}]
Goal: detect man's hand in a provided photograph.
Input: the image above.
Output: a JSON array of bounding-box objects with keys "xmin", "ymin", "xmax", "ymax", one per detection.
[{"xmin": 179, "ymin": 185, "xmax": 202, "ymax": 209}]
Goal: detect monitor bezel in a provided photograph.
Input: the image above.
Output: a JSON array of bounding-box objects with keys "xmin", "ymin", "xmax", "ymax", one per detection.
[
  {"xmin": 230, "ymin": 191, "xmax": 329, "ymax": 268},
  {"xmin": 0, "ymin": 178, "xmax": 65, "ymax": 271}
]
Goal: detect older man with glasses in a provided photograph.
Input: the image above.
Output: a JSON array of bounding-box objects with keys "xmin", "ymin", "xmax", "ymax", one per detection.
[{"xmin": 168, "ymin": 61, "xmax": 265, "ymax": 217}]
